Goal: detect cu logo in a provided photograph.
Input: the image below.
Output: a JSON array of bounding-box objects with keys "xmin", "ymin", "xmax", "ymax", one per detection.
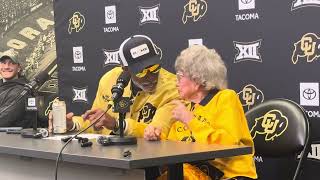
[
  {"xmin": 119, "ymin": 99, "xmax": 129, "ymax": 108},
  {"xmin": 303, "ymin": 88, "xmax": 317, "ymax": 100},
  {"xmin": 241, "ymin": 0, "xmax": 253, "ymax": 4}
]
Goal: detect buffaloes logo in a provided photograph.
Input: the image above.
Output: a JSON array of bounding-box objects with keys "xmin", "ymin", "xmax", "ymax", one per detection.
[
  {"xmin": 238, "ymin": 84, "xmax": 264, "ymax": 111},
  {"xmin": 292, "ymin": 33, "xmax": 320, "ymax": 64},
  {"xmin": 182, "ymin": 0, "xmax": 207, "ymax": 24},
  {"xmin": 138, "ymin": 103, "xmax": 157, "ymax": 123},
  {"xmin": 68, "ymin": 12, "xmax": 85, "ymax": 34},
  {"xmin": 251, "ymin": 110, "xmax": 288, "ymax": 141}
]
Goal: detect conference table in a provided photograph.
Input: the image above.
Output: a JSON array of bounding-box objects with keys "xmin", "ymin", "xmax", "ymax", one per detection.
[{"xmin": 0, "ymin": 133, "xmax": 252, "ymax": 180}]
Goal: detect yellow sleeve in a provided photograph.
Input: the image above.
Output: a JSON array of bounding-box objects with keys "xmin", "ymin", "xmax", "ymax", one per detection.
[
  {"xmin": 71, "ymin": 70, "xmax": 118, "ymax": 135},
  {"xmin": 125, "ymin": 70, "xmax": 179, "ymax": 138},
  {"xmin": 188, "ymin": 91, "xmax": 244, "ymax": 145},
  {"xmin": 91, "ymin": 72, "xmax": 111, "ymax": 110},
  {"xmin": 125, "ymin": 101, "xmax": 176, "ymax": 138},
  {"xmin": 149, "ymin": 101, "xmax": 176, "ymax": 137},
  {"xmin": 124, "ymin": 118, "xmax": 146, "ymax": 138},
  {"xmin": 167, "ymin": 122, "xmax": 180, "ymax": 141}
]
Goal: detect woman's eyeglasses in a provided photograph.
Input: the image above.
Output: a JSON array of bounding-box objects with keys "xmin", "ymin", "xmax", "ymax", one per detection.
[{"xmin": 176, "ymin": 71, "xmax": 185, "ymax": 82}]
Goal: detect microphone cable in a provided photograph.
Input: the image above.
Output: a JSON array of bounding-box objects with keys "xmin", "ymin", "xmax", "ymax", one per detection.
[{"xmin": 54, "ymin": 102, "xmax": 113, "ymax": 180}]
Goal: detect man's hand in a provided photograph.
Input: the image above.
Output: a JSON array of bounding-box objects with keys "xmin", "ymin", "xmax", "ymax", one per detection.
[
  {"xmin": 82, "ymin": 108, "xmax": 116, "ymax": 131},
  {"xmin": 172, "ymin": 100, "xmax": 193, "ymax": 124},
  {"xmin": 66, "ymin": 112, "xmax": 74, "ymax": 130},
  {"xmin": 48, "ymin": 112, "xmax": 74, "ymax": 133},
  {"xmin": 144, "ymin": 125, "xmax": 162, "ymax": 141}
]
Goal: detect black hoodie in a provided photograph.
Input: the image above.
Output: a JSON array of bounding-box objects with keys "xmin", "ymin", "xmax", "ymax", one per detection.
[{"xmin": 0, "ymin": 77, "xmax": 32, "ymax": 128}]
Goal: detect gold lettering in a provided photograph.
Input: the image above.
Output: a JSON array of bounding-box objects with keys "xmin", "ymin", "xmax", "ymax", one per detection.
[
  {"xmin": 261, "ymin": 114, "xmax": 279, "ymax": 135},
  {"xmin": 19, "ymin": 27, "xmax": 41, "ymax": 40},
  {"xmin": 243, "ymin": 87, "xmax": 256, "ymax": 106},
  {"xmin": 189, "ymin": 0, "xmax": 200, "ymax": 17},
  {"xmin": 301, "ymin": 36, "xmax": 316, "ymax": 56},
  {"xmin": 37, "ymin": 18, "xmax": 54, "ymax": 31},
  {"xmin": 7, "ymin": 39, "xmax": 27, "ymax": 49}
]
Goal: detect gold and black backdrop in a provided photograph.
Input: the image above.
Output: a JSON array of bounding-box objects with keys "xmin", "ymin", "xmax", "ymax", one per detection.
[{"xmin": 1, "ymin": 0, "xmax": 319, "ymax": 179}]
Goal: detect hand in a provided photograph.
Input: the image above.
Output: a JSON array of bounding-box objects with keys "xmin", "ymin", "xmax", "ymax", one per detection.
[
  {"xmin": 82, "ymin": 108, "xmax": 116, "ymax": 131},
  {"xmin": 48, "ymin": 111, "xmax": 53, "ymax": 133},
  {"xmin": 48, "ymin": 112, "xmax": 74, "ymax": 132},
  {"xmin": 144, "ymin": 125, "xmax": 162, "ymax": 141},
  {"xmin": 172, "ymin": 100, "xmax": 193, "ymax": 124},
  {"xmin": 66, "ymin": 112, "xmax": 74, "ymax": 130}
]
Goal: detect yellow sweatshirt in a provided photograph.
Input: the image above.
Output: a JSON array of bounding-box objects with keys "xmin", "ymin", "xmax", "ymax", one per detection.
[
  {"xmin": 72, "ymin": 67, "xmax": 179, "ymax": 137},
  {"xmin": 167, "ymin": 89, "xmax": 257, "ymax": 179}
]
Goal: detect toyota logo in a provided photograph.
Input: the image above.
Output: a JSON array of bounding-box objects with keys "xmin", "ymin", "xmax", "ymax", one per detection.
[
  {"xmin": 106, "ymin": 10, "xmax": 115, "ymax": 19},
  {"xmin": 241, "ymin": 0, "xmax": 253, "ymax": 4},
  {"xmin": 303, "ymin": 88, "xmax": 317, "ymax": 100}
]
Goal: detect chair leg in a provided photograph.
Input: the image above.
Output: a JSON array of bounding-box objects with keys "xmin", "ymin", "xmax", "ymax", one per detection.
[{"xmin": 145, "ymin": 166, "xmax": 160, "ymax": 180}]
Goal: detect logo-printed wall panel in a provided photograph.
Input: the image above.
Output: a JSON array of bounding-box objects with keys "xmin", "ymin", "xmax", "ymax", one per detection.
[{"xmin": 54, "ymin": 0, "xmax": 320, "ymax": 179}]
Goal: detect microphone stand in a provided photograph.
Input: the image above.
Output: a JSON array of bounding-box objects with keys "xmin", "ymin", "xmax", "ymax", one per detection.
[
  {"xmin": 108, "ymin": 96, "xmax": 137, "ymax": 145},
  {"xmin": 21, "ymin": 95, "xmax": 46, "ymax": 138},
  {"xmin": 20, "ymin": 68, "xmax": 55, "ymax": 138}
]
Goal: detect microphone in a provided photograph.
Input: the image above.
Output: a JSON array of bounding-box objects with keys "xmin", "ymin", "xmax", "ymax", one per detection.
[
  {"xmin": 21, "ymin": 71, "xmax": 49, "ymax": 96},
  {"xmin": 80, "ymin": 141, "xmax": 93, "ymax": 147},
  {"xmin": 0, "ymin": 70, "xmax": 50, "ymax": 116},
  {"xmin": 108, "ymin": 71, "xmax": 136, "ymax": 145},
  {"xmin": 111, "ymin": 71, "xmax": 130, "ymax": 101}
]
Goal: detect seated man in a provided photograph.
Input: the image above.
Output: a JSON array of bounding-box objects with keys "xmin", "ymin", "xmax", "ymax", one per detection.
[
  {"xmin": 53, "ymin": 35, "xmax": 179, "ymax": 137},
  {"xmin": 0, "ymin": 55, "xmax": 32, "ymax": 128}
]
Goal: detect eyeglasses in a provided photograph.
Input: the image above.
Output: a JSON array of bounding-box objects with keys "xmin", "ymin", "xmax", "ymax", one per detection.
[
  {"xmin": 176, "ymin": 71, "xmax": 185, "ymax": 82},
  {"xmin": 135, "ymin": 64, "xmax": 161, "ymax": 78}
]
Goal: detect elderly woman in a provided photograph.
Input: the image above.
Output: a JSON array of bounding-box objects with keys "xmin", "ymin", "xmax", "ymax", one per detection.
[{"xmin": 145, "ymin": 45, "xmax": 257, "ymax": 180}]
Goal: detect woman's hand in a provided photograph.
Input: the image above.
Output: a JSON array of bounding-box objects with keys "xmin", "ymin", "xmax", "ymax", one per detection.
[{"xmin": 172, "ymin": 100, "xmax": 193, "ymax": 124}]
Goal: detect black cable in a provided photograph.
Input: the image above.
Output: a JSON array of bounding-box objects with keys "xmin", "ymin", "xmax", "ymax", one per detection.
[{"xmin": 54, "ymin": 103, "xmax": 112, "ymax": 180}]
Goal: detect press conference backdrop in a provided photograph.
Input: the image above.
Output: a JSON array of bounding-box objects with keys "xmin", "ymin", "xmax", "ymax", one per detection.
[
  {"xmin": 53, "ymin": 0, "xmax": 320, "ymax": 179},
  {"xmin": 0, "ymin": 0, "xmax": 58, "ymax": 124}
]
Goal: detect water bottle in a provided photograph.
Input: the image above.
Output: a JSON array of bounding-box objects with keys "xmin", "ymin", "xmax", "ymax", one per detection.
[{"xmin": 52, "ymin": 99, "xmax": 67, "ymax": 134}]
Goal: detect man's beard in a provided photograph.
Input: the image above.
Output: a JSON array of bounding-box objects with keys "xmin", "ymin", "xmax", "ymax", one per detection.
[{"xmin": 131, "ymin": 79, "xmax": 157, "ymax": 93}]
